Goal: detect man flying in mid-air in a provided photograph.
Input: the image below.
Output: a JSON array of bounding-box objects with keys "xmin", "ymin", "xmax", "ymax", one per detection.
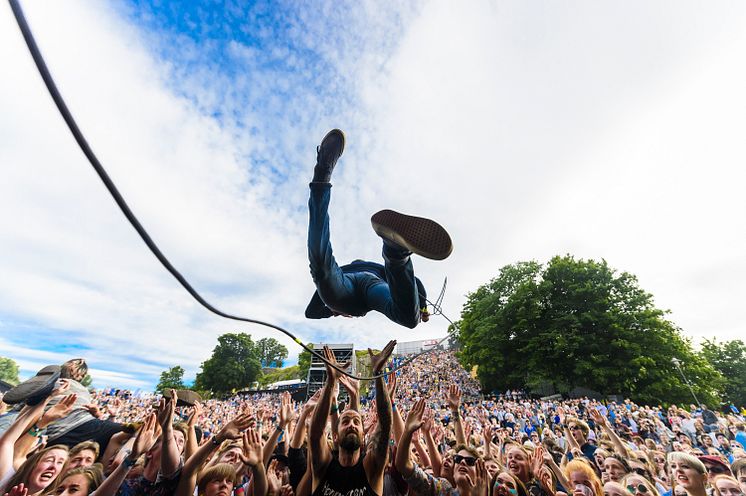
[{"xmin": 305, "ymin": 129, "xmax": 453, "ymax": 329}]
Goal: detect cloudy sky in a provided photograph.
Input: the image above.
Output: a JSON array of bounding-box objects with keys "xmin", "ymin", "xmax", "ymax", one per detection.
[{"xmin": 1, "ymin": 1, "xmax": 744, "ymax": 390}]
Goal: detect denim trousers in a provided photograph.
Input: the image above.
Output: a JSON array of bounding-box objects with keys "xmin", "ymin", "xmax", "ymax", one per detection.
[{"xmin": 307, "ymin": 182, "xmax": 420, "ymax": 328}]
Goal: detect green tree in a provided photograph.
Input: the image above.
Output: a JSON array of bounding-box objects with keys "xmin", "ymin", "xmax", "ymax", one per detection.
[
  {"xmin": 258, "ymin": 365, "xmax": 301, "ymax": 388},
  {"xmin": 700, "ymin": 339, "xmax": 746, "ymax": 407},
  {"xmin": 297, "ymin": 345, "xmax": 313, "ymax": 380},
  {"xmin": 0, "ymin": 357, "xmax": 20, "ymax": 386},
  {"xmin": 195, "ymin": 333, "xmax": 262, "ymax": 395},
  {"xmin": 156, "ymin": 365, "xmax": 186, "ymax": 394},
  {"xmin": 257, "ymin": 338, "xmax": 289, "ymax": 368},
  {"xmin": 456, "ymin": 256, "xmax": 723, "ymax": 404}
]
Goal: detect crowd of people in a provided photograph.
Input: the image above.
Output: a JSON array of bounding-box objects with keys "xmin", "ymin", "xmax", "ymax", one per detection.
[{"xmin": 0, "ymin": 347, "xmax": 744, "ymax": 496}]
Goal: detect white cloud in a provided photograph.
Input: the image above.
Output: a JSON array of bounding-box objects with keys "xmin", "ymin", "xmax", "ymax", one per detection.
[{"xmin": 1, "ymin": 0, "xmax": 744, "ymax": 389}]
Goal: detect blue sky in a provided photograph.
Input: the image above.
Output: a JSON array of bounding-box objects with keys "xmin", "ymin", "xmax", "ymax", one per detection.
[{"xmin": 1, "ymin": 0, "xmax": 745, "ymax": 390}]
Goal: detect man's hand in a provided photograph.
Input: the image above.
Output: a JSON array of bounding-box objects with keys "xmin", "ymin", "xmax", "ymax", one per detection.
[
  {"xmin": 38, "ymin": 394, "xmax": 78, "ymax": 428},
  {"xmin": 368, "ymin": 340, "xmax": 396, "ymax": 375},
  {"xmin": 422, "ymin": 412, "xmax": 434, "ymax": 434},
  {"xmin": 240, "ymin": 428, "xmax": 263, "ymax": 467},
  {"xmin": 338, "ymin": 374, "xmax": 359, "ymax": 399},
  {"xmin": 405, "ymin": 398, "xmax": 426, "ymax": 434},
  {"xmin": 445, "ymin": 384, "xmax": 461, "ymax": 411},
  {"xmin": 217, "ymin": 413, "xmax": 254, "ymax": 443},
  {"xmin": 323, "ymin": 346, "xmax": 350, "ymax": 382}
]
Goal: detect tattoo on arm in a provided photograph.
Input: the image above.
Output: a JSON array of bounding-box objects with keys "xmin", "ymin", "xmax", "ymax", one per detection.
[{"xmin": 371, "ymin": 376, "xmax": 392, "ymax": 461}]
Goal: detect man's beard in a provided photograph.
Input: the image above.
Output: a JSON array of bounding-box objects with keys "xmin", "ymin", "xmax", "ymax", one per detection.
[{"xmin": 339, "ymin": 432, "xmax": 361, "ymax": 452}]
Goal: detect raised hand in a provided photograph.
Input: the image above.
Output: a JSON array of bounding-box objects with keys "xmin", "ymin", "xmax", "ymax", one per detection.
[
  {"xmin": 323, "ymin": 346, "xmax": 350, "ymax": 382},
  {"xmin": 279, "ymin": 392, "xmax": 296, "ymax": 427},
  {"xmin": 422, "ymin": 412, "xmax": 434, "ymax": 434},
  {"xmin": 445, "ymin": 384, "xmax": 461, "ymax": 411},
  {"xmin": 39, "ymin": 393, "xmax": 78, "ymax": 427},
  {"xmin": 157, "ymin": 390, "xmax": 177, "ymax": 431},
  {"xmin": 131, "ymin": 413, "xmax": 158, "ymax": 460},
  {"xmin": 589, "ymin": 408, "xmax": 607, "ymax": 427},
  {"xmin": 3, "ymin": 484, "xmax": 28, "ymax": 496},
  {"xmin": 368, "ymin": 340, "xmax": 396, "ymax": 375},
  {"xmin": 187, "ymin": 401, "xmax": 203, "ymax": 427},
  {"xmin": 466, "ymin": 458, "xmax": 489, "ymax": 496},
  {"xmin": 280, "ymin": 485, "xmax": 294, "ymax": 496},
  {"xmin": 530, "ymin": 445, "xmax": 545, "ymax": 477},
  {"xmin": 240, "ymin": 428, "xmax": 263, "ymax": 467},
  {"xmin": 405, "ymin": 398, "xmax": 426, "ymax": 434},
  {"xmin": 217, "ymin": 413, "xmax": 254, "ymax": 443},
  {"xmin": 267, "ymin": 460, "xmax": 282, "ymax": 496},
  {"xmin": 82, "ymin": 403, "xmax": 103, "ymax": 419},
  {"xmin": 386, "ymin": 371, "xmax": 398, "ymax": 398},
  {"xmin": 338, "ymin": 373, "xmax": 360, "ymax": 397}
]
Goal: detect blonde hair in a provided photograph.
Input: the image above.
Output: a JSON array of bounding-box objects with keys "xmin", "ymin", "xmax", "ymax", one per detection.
[
  {"xmin": 44, "ymin": 464, "xmax": 104, "ymax": 495},
  {"xmin": 667, "ymin": 451, "xmax": 706, "ymax": 474},
  {"xmin": 623, "ymin": 473, "xmax": 660, "ymax": 496},
  {"xmin": 197, "ymin": 463, "xmax": 238, "ymax": 495}
]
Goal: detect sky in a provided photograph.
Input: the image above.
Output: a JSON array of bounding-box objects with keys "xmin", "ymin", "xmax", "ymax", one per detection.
[{"xmin": 1, "ymin": 0, "xmax": 745, "ymax": 390}]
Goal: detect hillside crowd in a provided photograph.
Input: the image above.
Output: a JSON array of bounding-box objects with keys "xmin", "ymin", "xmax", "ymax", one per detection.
[{"xmin": 0, "ymin": 348, "xmax": 744, "ymax": 496}]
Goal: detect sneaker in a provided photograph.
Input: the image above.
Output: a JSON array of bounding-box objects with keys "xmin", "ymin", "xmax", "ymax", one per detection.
[
  {"xmin": 2, "ymin": 365, "xmax": 61, "ymax": 405},
  {"xmin": 371, "ymin": 209, "xmax": 453, "ymax": 260},
  {"xmin": 312, "ymin": 129, "xmax": 345, "ymax": 183}
]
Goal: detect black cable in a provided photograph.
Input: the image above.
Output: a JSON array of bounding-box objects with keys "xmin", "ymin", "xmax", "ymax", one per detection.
[{"xmin": 8, "ymin": 0, "xmax": 460, "ymax": 381}]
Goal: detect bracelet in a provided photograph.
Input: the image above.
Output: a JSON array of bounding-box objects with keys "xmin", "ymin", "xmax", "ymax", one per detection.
[
  {"xmin": 211, "ymin": 436, "xmax": 221, "ymax": 446},
  {"xmin": 27, "ymin": 424, "xmax": 42, "ymax": 437},
  {"xmin": 330, "ymin": 404, "xmax": 338, "ymax": 414},
  {"xmin": 275, "ymin": 424, "xmax": 283, "ymax": 432},
  {"xmin": 391, "ymin": 403, "xmax": 397, "ymax": 411},
  {"xmin": 123, "ymin": 456, "xmax": 136, "ymax": 468}
]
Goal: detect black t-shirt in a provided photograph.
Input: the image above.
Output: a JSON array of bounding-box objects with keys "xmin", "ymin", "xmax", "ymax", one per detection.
[{"xmin": 313, "ymin": 454, "xmax": 378, "ymax": 496}]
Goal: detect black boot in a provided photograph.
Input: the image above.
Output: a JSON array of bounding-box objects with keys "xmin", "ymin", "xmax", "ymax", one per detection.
[
  {"xmin": 312, "ymin": 129, "xmax": 345, "ymax": 183},
  {"xmin": 371, "ymin": 209, "xmax": 453, "ymax": 261}
]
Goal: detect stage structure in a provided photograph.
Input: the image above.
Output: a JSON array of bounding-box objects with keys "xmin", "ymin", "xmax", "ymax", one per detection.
[{"xmin": 306, "ymin": 343, "xmax": 355, "ymax": 401}]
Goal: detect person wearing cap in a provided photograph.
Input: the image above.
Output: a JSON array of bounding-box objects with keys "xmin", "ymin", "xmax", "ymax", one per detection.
[{"xmin": 699, "ymin": 455, "xmax": 733, "ymax": 482}]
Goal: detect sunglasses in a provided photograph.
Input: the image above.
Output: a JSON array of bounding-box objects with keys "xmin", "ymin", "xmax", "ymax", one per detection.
[
  {"xmin": 454, "ymin": 455, "xmax": 477, "ymax": 466},
  {"xmin": 627, "ymin": 485, "xmax": 648, "ymax": 494},
  {"xmin": 569, "ymin": 425, "xmax": 581, "ymax": 431},
  {"xmin": 632, "ymin": 468, "xmax": 649, "ymax": 476},
  {"xmin": 707, "ymin": 466, "xmax": 729, "ymax": 474}
]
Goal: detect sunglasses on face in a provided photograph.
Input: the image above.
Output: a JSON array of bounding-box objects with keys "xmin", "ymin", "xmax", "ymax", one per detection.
[
  {"xmin": 569, "ymin": 425, "xmax": 581, "ymax": 431},
  {"xmin": 627, "ymin": 485, "xmax": 648, "ymax": 494},
  {"xmin": 454, "ymin": 455, "xmax": 477, "ymax": 466},
  {"xmin": 707, "ymin": 466, "xmax": 729, "ymax": 474},
  {"xmin": 632, "ymin": 468, "xmax": 649, "ymax": 476}
]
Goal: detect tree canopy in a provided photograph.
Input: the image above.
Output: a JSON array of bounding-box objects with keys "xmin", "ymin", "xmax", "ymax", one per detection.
[
  {"xmin": 195, "ymin": 333, "xmax": 262, "ymax": 394},
  {"xmin": 455, "ymin": 256, "xmax": 723, "ymax": 404},
  {"xmin": 700, "ymin": 339, "xmax": 746, "ymax": 407},
  {"xmin": 0, "ymin": 357, "xmax": 20, "ymax": 386},
  {"xmin": 257, "ymin": 337, "xmax": 289, "ymax": 368},
  {"xmin": 156, "ymin": 365, "xmax": 186, "ymax": 394}
]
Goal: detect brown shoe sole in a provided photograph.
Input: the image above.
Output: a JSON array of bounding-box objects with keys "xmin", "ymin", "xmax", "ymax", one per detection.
[{"xmin": 371, "ymin": 209, "xmax": 453, "ymax": 260}]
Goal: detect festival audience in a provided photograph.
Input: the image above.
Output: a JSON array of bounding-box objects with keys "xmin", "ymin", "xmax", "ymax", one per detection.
[{"xmin": 0, "ymin": 349, "xmax": 743, "ymax": 496}]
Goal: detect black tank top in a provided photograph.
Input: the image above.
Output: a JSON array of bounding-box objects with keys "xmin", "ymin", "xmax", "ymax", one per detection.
[{"xmin": 313, "ymin": 454, "xmax": 378, "ymax": 496}]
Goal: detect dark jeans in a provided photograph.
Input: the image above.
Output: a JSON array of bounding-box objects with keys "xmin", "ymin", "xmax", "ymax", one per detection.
[
  {"xmin": 307, "ymin": 182, "xmax": 420, "ymax": 328},
  {"xmin": 49, "ymin": 419, "xmax": 124, "ymax": 457}
]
